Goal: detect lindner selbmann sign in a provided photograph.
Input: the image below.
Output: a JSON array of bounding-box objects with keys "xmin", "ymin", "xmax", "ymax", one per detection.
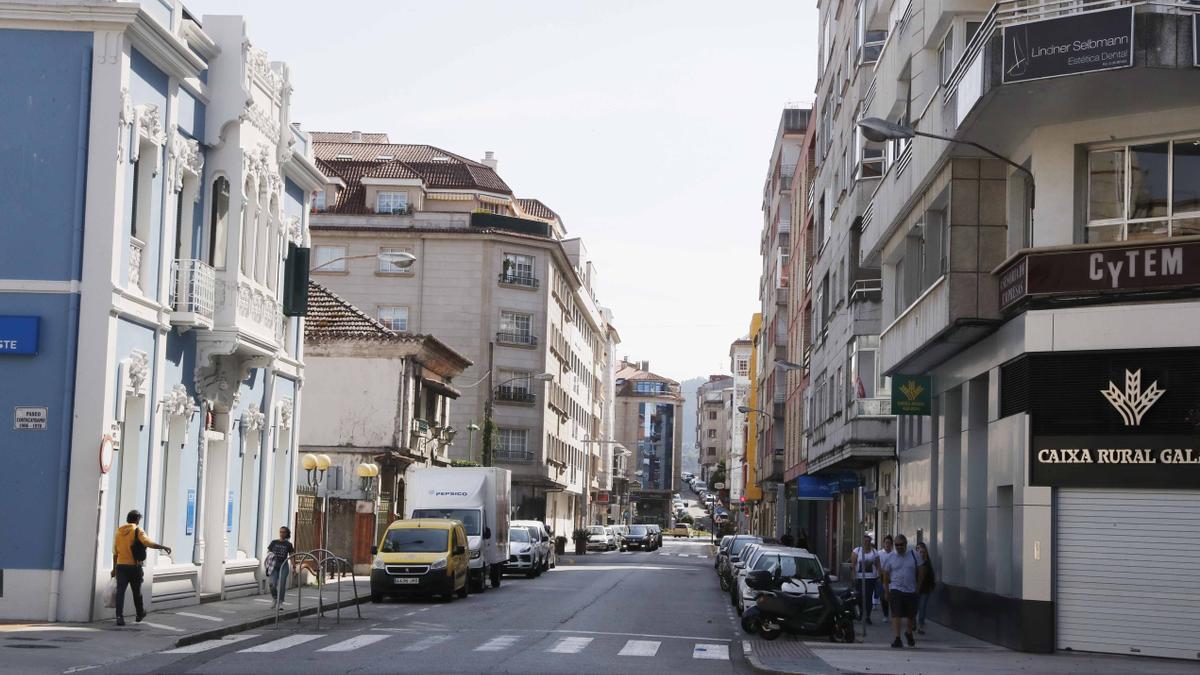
[
  {"xmin": 1002, "ymin": 6, "xmax": 1134, "ymax": 84},
  {"xmin": 1024, "ymin": 349, "xmax": 1200, "ymax": 488},
  {"xmin": 998, "ymin": 239, "xmax": 1200, "ymax": 311}
]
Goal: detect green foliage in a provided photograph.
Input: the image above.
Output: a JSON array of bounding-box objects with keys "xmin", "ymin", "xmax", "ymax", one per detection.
[
  {"xmin": 678, "ymin": 514, "xmax": 694, "ymax": 525},
  {"xmin": 451, "ymin": 459, "xmax": 481, "ymax": 467},
  {"xmin": 481, "ymin": 408, "xmax": 496, "ymax": 467},
  {"xmin": 709, "ymin": 460, "xmax": 727, "ymax": 487}
]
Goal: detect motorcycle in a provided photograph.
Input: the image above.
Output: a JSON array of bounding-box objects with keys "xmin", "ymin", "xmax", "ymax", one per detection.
[
  {"xmin": 836, "ymin": 583, "xmax": 862, "ymax": 621},
  {"xmin": 739, "ymin": 569, "xmax": 856, "ymax": 643}
]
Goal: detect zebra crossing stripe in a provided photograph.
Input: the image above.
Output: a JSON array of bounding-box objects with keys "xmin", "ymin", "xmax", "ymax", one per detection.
[
  {"xmin": 618, "ymin": 639, "xmax": 660, "ymax": 656},
  {"xmin": 548, "ymin": 636, "xmax": 593, "ymax": 653},
  {"xmin": 475, "ymin": 635, "xmax": 521, "ymax": 651},
  {"xmin": 693, "ymin": 643, "xmax": 729, "ymax": 660},
  {"xmin": 162, "ymin": 634, "xmax": 259, "ymax": 654},
  {"xmin": 402, "ymin": 634, "xmax": 454, "ymax": 652},
  {"xmin": 316, "ymin": 634, "xmax": 390, "ymax": 652},
  {"xmin": 678, "ymin": 553, "xmax": 690, "ymax": 557},
  {"xmin": 239, "ymin": 634, "xmax": 322, "ymax": 653}
]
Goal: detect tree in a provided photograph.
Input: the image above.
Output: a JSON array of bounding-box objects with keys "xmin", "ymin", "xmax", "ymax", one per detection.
[
  {"xmin": 709, "ymin": 460, "xmax": 727, "ymax": 488},
  {"xmin": 481, "ymin": 405, "xmax": 497, "ymax": 467}
]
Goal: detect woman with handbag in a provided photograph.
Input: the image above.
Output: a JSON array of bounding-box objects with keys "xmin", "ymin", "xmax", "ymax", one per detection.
[{"xmin": 915, "ymin": 542, "xmax": 936, "ymax": 634}]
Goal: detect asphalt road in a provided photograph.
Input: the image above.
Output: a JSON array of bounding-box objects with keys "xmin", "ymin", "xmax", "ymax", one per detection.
[{"xmin": 98, "ymin": 537, "xmax": 752, "ymax": 675}]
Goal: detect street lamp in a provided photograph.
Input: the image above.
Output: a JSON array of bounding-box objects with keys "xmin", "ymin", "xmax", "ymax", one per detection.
[
  {"xmin": 302, "ymin": 452, "xmax": 333, "ymax": 553},
  {"xmin": 310, "ymin": 250, "xmax": 416, "ymax": 273},
  {"xmin": 857, "ymin": 117, "xmax": 1034, "ymax": 205},
  {"xmin": 775, "ymin": 360, "xmax": 804, "ymax": 371},
  {"xmin": 466, "ymin": 423, "xmax": 480, "ymax": 462},
  {"xmin": 356, "ymin": 461, "xmax": 380, "ymax": 499}
]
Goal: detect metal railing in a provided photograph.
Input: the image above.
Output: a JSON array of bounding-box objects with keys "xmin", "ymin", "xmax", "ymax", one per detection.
[
  {"xmin": 498, "ymin": 272, "xmax": 540, "ymax": 289},
  {"xmin": 849, "ymin": 397, "xmax": 893, "ymax": 418},
  {"xmin": 849, "ymin": 278, "xmax": 883, "ymax": 304},
  {"xmin": 275, "ymin": 548, "xmax": 361, "ymax": 630},
  {"xmin": 496, "ymin": 331, "xmax": 537, "ymax": 347},
  {"xmin": 494, "ymin": 448, "xmax": 535, "ymax": 462},
  {"xmin": 171, "ymin": 258, "xmax": 216, "ymax": 320},
  {"xmin": 495, "ymin": 387, "xmax": 535, "ymax": 403}
]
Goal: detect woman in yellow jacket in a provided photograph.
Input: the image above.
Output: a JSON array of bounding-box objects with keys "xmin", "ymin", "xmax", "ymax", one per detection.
[{"xmin": 112, "ymin": 509, "xmax": 171, "ymax": 626}]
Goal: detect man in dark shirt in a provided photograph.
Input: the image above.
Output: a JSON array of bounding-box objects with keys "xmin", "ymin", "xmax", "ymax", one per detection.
[{"xmin": 265, "ymin": 526, "xmax": 295, "ymax": 608}]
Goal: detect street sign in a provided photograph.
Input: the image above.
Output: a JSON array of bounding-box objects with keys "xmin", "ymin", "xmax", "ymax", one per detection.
[
  {"xmin": 14, "ymin": 406, "xmax": 47, "ymax": 430},
  {"xmin": 0, "ymin": 316, "xmax": 39, "ymax": 355},
  {"xmin": 891, "ymin": 375, "xmax": 931, "ymax": 415},
  {"xmin": 713, "ymin": 482, "xmax": 725, "ymax": 490}
]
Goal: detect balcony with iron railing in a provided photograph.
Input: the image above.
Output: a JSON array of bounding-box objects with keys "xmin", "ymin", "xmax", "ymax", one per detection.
[
  {"xmin": 849, "ymin": 397, "xmax": 893, "ymax": 418},
  {"xmin": 498, "ymin": 272, "xmax": 540, "ymax": 289},
  {"xmin": 496, "ymin": 331, "xmax": 538, "ymax": 348},
  {"xmin": 171, "ymin": 259, "xmax": 216, "ymax": 329},
  {"xmin": 495, "ymin": 448, "xmax": 535, "ymax": 463},
  {"xmin": 495, "ymin": 386, "xmax": 536, "ymax": 405}
]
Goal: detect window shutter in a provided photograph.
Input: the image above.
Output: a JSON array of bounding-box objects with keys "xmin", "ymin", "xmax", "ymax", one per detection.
[{"xmin": 282, "ymin": 243, "xmax": 310, "ymax": 316}]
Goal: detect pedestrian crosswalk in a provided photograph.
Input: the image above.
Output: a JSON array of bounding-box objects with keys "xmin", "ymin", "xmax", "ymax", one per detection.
[{"xmin": 163, "ymin": 632, "xmax": 734, "ymax": 663}]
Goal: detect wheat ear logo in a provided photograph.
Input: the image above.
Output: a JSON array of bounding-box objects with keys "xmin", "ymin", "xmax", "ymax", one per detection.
[
  {"xmin": 899, "ymin": 380, "xmax": 925, "ymax": 402},
  {"xmin": 1101, "ymin": 369, "xmax": 1164, "ymax": 426}
]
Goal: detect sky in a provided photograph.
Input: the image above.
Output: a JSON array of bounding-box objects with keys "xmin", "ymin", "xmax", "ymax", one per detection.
[{"xmin": 190, "ymin": 0, "xmax": 817, "ymax": 383}]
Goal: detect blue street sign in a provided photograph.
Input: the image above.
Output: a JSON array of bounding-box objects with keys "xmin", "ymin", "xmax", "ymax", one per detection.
[
  {"xmin": 226, "ymin": 491, "xmax": 234, "ymax": 532},
  {"xmin": 185, "ymin": 489, "xmax": 196, "ymax": 536},
  {"xmin": 796, "ymin": 472, "xmax": 860, "ymax": 500},
  {"xmin": 0, "ymin": 316, "xmax": 39, "ymax": 355}
]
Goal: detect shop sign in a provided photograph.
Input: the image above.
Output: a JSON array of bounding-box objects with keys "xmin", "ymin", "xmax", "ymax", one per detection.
[
  {"xmin": 0, "ymin": 316, "xmax": 39, "ymax": 355},
  {"xmin": 1002, "ymin": 7, "xmax": 1133, "ymax": 84},
  {"xmin": 891, "ymin": 375, "xmax": 931, "ymax": 415},
  {"xmin": 797, "ymin": 472, "xmax": 859, "ymax": 500},
  {"xmin": 185, "ymin": 489, "xmax": 196, "ymax": 536},
  {"xmin": 998, "ymin": 240, "xmax": 1200, "ymax": 310},
  {"xmin": 597, "ymin": 491, "xmax": 610, "ymax": 504},
  {"xmin": 1031, "ymin": 436, "xmax": 1200, "ymax": 488}
]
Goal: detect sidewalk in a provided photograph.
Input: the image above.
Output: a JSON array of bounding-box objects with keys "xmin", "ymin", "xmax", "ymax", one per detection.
[
  {"xmin": 0, "ymin": 576, "xmax": 370, "ymax": 674},
  {"xmin": 746, "ymin": 614, "xmax": 1199, "ymax": 675}
]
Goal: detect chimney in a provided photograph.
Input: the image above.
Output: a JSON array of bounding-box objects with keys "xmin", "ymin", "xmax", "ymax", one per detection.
[
  {"xmin": 482, "ymin": 151, "xmax": 498, "ymax": 170},
  {"xmin": 640, "ymin": 360, "xmax": 650, "ymax": 372},
  {"xmin": 351, "ymin": 130, "xmax": 362, "ymax": 143}
]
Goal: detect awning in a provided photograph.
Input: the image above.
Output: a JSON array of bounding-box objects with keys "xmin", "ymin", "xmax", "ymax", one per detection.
[
  {"xmin": 420, "ymin": 376, "xmax": 461, "ymax": 399},
  {"xmin": 477, "ymin": 194, "xmax": 510, "ymax": 206},
  {"xmin": 426, "ymin": 192, "xmax": 473, "ymax": 201}
]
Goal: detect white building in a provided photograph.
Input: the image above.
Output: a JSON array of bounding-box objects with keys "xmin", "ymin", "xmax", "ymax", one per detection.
[{"xmin": 0, "ymin": 3, "xmax": 322, "ymax": 621}]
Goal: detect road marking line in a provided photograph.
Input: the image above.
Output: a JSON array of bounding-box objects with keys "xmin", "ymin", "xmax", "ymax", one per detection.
[
  {"xmin": 475, "ymin": 635, "xmax": 521, "ymax": 651},
  {"xmin": 742, "ymin": 641, "xmax": 752, "ymax": 654},
  {"xmin": 140, "ymin": 622, "xmax": 183, "ymax": 632},
  {"xmin": 162, "ymin": 634, "xmax": 260, "ymax": 654},
  {"xmin": 678, "ymin": 554, "xmax": 690, "ymax": 557},
  {"xmin": 693, "ymin": 643, "xmax": 730, "ymax": 660},
  {"xmin": 548, "ymin": 636, "xmax": 592, "ymax": 653},
  {"xmin": 403, "ymin": 634, "xmax": 454, "ymax": 651},
  {"xmin": 403, "ymin": 611, "xmax": 417, "ymax": 616},
  {"xmin": 316, "ymin": 634, "xmax": 391, "ymax": 652},
  {"xmin": 550, "ymin": 629, "xmax": 731, "ymax": 642},
  {"xmin": 618, "ymin": 639, "xmax": 660, "ymax": 657},
  {"xmin": 252, "ymin": 598, "xmax": 274, "ymax": 604},
  {"xmin": 239, "ymin": 634, "xmax": 322, "ymax": 653},
  {"xmin": 174, "ymin": 612, "xmax": 223, "ymax": 622}
]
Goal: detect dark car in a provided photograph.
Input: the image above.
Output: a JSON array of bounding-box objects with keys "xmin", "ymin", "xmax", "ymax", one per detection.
[
  {"xmin": 646, "ymin": 524, "xmax": 663, "ymax": 550},
  {"xmin": 718, "ymin": 535, "xmax": 762, "ymax": 590},
  {"xmin": 623, "ymin": 524, "xmax": 652, "ymax": 550}
]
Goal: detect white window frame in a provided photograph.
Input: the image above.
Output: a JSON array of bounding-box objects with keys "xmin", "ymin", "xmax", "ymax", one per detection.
[
  {"xmin": 376, "ymin": 191, "xmax": 408, "ymax": 215},
  {"xmin": 313, "ymin": 244, "xmax": 347, "ymax": 272},
  {"xmin": 378, "ymin": 246, "xmax": 413, "ymax": 274},
  {"xmin": 498, "ymin": 428, "xmax": 529, "ymax": 455},
  {"xmin": 500, "ymin": 310, "xmax": 533, "ymax": 340},
  {"xmin": 377, "ymin": 305, "xmax": 409, "ymax": 331},
  {"xmin": 312, "ymin": 189, "xmax": 327, "ymax": 213},
  {"xmin": 1086, "ymin": 136, "xmax": 1200, "ymax": 243}
]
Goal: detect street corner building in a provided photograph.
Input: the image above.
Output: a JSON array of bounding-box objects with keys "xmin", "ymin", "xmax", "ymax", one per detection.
[
  {"xmin": 299, "ymin": 280, "xmax": 473, "ymax": 573},
  {"xmin": 614, "ymin": 360, "xmax": 684, "ymax": 525},
  {"xmin": 0, "ymin": 2, "xmax": 325, "ymax": 621},
  {"xmin": 801, "ymin": 0, "xmax": 1200, "ymax": 660}
]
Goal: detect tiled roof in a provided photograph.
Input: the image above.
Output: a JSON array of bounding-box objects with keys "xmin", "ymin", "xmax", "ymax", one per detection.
[
  {"xmin": 315, "ymin": 160, "xmax": 421, "ymax": 215},
  {"xmin": 310, "ymin": 131, "xmax": 391, "ymax": 144},
  {"xmin": 304, "ymin": 281, "xmax": 394, "ymax": 340},
  {"xmin": 516, "ymin": 198, "xmax": 559, "ymax": 222},
  {"xmin": 315, "ymin": 141, "xmax": 511, "ymax": 192}
]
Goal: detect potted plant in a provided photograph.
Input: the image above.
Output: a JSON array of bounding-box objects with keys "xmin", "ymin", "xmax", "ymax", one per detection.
[
  {"xmin": 572, "ymin": 528, "xmax": 590, "ymax": 555},
  {"xmin": 554, "ymin": 535, "xmax": 568, "ymax": 556}
]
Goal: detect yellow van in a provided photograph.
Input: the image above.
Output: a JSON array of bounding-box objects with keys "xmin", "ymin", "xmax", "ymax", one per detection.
[{"xmin": 370, "ymin": 518, "xmax": 470, "ymax": 602}]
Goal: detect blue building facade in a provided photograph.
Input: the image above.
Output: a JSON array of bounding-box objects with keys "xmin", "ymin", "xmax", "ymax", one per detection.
[{"xmin": 0, "ymin": 3, "xmax": 325, "ymax": 621}]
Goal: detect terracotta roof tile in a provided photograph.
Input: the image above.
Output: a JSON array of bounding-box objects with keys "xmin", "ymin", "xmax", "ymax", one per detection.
[
  {"xmin": 310, "ymin": 131, "xmax": 391, "ymax": 144},
  {"xmin": 304, "ymin": 281, "xmax": 394, "ymax": 340},
  {"xmin": 516, "ymin": 198, "xmax": 559, "ymax": 222}
]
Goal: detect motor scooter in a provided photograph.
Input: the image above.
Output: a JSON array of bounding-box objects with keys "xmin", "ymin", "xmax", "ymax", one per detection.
[{"xmin": 740, "ymin": 569, "xmax": 855, "ymax": 642}]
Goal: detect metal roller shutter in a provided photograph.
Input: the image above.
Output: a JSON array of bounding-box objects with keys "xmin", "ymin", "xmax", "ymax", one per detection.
[{"xmin": 1056, "ymin": 489, "xmax": 1200, "ymax": 661}]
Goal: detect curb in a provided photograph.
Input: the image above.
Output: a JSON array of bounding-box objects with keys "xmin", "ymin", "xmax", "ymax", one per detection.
[
  {"xmin": 742, "ymin": 640, "xmax": 844, "ymax": 675},
  {"xmin": 174, "ymin": 593, "xmax": 370, "ymax": 647}
]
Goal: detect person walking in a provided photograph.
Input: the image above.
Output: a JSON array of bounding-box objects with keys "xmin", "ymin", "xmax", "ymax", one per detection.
[
  {"xmin": 111, "ymin": 509, "xmax": 171, "ymax": 626},
  {"xmin": 915, "ymin": 542, "xmax": 936, "ymax": 634},
  {"xmin": 850, "ymin": 534, "xmax": 881, "ymax": 624},
  {"xmin": 265, "ymin": 526, "xmax": 295, "ymax": 608},
  {"xmin": 878, "ymin": 534, "xmax": 895, "ymax": 619},
  {"xmin": 880, "ymin": 534, "xmax": 926, "ymax": 648}
]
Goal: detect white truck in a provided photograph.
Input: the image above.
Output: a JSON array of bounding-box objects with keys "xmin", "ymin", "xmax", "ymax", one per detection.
[{"xmin": 405, "ymin": 466, "xmax": 511, "ymax": 592}]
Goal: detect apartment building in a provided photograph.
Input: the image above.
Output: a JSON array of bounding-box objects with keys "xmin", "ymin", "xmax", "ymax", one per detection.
[
  {"xmin": 850, "ymin": 0, "xmax": 1200, "ymax": 658},
  {"xmin": 805, "ymin": 0, "xmax": 899, "ymax": 574},
  {"xmin": 727, "ymin": 337, "xmax": 752, "ymax": 531},
  {"xmin": 307, "ymin": 134, "xmax": 615, "ymax": 536},
  {"xmin": 755, "ymin": 107, "xmax": 810, "ymax": 539},
  {"xmin": 614, "ymin": 360, "xmax": 684, "ymax": 525},
  {"xmin": 0, "ymin": 4, "xmax": 322, "ymax": 620},
  {"xmin": 695, "ymin": 375, "xmax": 734, "ymax": 483}
]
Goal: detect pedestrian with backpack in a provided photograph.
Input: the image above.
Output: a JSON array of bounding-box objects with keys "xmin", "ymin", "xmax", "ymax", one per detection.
[
  {"xmin": 111, "ymin": 509, "xmax": 171, "ymax": 626},
  {"xmin": 915, "ymin": 542, "xmax": 936, "ymax": 634}
]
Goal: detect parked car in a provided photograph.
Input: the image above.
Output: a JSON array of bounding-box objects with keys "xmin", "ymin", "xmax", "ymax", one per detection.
[
  {"xmin": 693, "ymin": 481, "xmax": 708, "ymax": 494},
  {"xmin": 586, "ymin": 525, "xmax": 617, "ymax": 551},
  {"xmin": 504, "ymin": 526, "xmax": 542, "ymax": 577},
  {"xmin": 734, "ymin": 547, "xmax": 825, "ymax": 614},
  {"xmin": 511, "ymin": 519, "xmax": 554, "ymax": 571},
  {"xmin": 371, "ymin": 518, "xmax": 470, "ymax": 602},
  {"xmin": 718, "ymin": 535, "xmax": 763, "ymax": 591},
  {"xmin": 623, "ymin": 524, "xmax": 652, "ymax": 550},
  {"xmin": 715, "ymin": 535, "xmax": 734, "ymax": 569}
]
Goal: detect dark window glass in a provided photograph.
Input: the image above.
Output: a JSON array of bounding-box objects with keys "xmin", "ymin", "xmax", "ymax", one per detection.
[
  {"xmin": 410, "ymin": 509, "xmax": 481, "ymax": 535},
  {"xmin": 1172, "ymin": 139, "xmax": 1200, "ymax": 214},
  {"xmin": 1129, "ymin": 142, "xmax": 1169, "ymax": 219},
  {"xmin": 382, "ymin": 528, "xmax": 448, "ymax": 553}
]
